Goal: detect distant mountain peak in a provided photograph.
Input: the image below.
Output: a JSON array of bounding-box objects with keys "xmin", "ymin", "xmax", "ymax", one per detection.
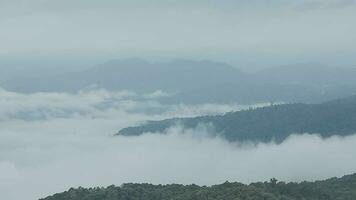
[{"xmin": 103, "ymin": 58, "xmax": 150, "ymax": 66}]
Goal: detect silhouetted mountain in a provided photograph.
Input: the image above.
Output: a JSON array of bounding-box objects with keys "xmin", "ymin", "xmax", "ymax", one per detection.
[
  {"xmin": 40, "ymin": 173, "xmax": 356, "ymax": 200},
  {"xmin": 161, "ymin": 81, "xmax": 350, "ymax": 104},
  {"xmin": 2, "ymin": 59, "xmax": 245, "ymax": 93},
  {"xmin": 3, "ymin": 59, "xmax": 356, "ymax": 104},
  {"xmin": 163, "ymin": 63, "xmax": 356, "ymax": 104},
  {"xmin": 118, "ymin": 95, "xmax": 356, "ymax": 143}
]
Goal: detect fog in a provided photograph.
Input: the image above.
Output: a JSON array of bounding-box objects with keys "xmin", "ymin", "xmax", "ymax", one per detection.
[{"xmin": 0, "ymin": 88, "xmax": 355, "ymax": 200}]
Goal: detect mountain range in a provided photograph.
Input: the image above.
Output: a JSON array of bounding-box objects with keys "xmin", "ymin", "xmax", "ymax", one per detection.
[{"xmin": 2, "ymin": 59, "xmax": 356, "ymax": 104}]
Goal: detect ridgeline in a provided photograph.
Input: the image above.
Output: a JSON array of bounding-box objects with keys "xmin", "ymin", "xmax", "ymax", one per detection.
[{"xmin": 117, "ymin": 95, "xmax": 356, "ymax": 143}]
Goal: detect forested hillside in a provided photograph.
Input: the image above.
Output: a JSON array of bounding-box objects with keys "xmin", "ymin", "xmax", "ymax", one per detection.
[
  {"xmin": 40, "ymin": 174, "xmax": 356, "ymax": 200},
  {"xmin": 118, "ymin": 95, "xmax": 356, "ymax": 143}
]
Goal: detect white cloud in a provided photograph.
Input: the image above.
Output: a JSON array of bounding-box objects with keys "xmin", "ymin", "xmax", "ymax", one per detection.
[
  {"xmin": 143, "ymin": 90, "xmax": 174, "ymax": 99},
  {"xmin": 0, "ymin": 87, "xmax": 256, "ymax": 122},
  {"xmin": 1, "ymin": 130, "xmax": 356, "ymax": 200}
]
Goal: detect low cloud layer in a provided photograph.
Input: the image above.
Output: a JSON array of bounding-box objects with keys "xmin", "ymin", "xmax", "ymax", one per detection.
[{"xmin": 0, "ymin": 88, "xmax": 355, "ymax": 200}]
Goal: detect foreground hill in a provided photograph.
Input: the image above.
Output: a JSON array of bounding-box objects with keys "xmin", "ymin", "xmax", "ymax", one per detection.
[
  {"xmin": 118, "ymin": 95, "xmax": 356, "ymax": 143},
  {"xmin": 40, "ymin": 173, "xmax": 356, "ymax": 200}
]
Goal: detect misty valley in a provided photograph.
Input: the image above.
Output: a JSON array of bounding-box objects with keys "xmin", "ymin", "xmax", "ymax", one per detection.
[
  {"xmin": 1, "ymin": 1, "xmax": 356, "ymax": 199},
  {"xmin": 1, "ymin": 59, "xmax": 356, "ymax": 200}
]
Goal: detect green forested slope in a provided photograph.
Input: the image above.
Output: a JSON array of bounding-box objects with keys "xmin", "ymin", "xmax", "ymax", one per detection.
[
  {"xmin": 41, "ymin": 174, "xmax": 356, "ymax": 200},
  {"xmin": 118, "ymin": 95, "xmax": 356, "ymax": 143}
]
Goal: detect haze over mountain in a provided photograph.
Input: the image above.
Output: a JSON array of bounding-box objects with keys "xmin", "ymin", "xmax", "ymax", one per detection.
[
  {"xmin": 118, "ymin": 95, "xmax": 356, "ymax": 143},
  {"xmin": 2, "ymin": 59, "xmax": 244, "ymax": 93},
  {"xmin": 253, "ymin": 63, "xmax": 356, "ymax": 86},
  {"xmin": 2, "ymin": 59, "xmax": 356, "ymax": 105}
]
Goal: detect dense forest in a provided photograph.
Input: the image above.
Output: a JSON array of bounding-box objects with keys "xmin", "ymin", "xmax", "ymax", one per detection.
[
  {"xmin": 118, "ymin": 95, "xmax": 356, "ymax": 143},
  {"xmin": 41, "ymin": 173, "xmax": 356, "ymax": 200}
]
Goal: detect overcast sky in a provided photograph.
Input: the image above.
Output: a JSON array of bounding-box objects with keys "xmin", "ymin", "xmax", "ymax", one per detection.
[{"xmin": 0, "ymin": 0, "xmax": 355, "ymax": 69}]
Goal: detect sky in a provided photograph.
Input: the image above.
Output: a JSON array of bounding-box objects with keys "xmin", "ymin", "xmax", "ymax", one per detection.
[{"xmin": 0, "ymin": 0, "xmax": 355, "ymax": 69}]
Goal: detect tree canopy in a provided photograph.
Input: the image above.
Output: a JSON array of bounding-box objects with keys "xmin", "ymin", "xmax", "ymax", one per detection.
[{"xmin": 41, "ymin": 174, "xmax": 356, "ymax": 200}]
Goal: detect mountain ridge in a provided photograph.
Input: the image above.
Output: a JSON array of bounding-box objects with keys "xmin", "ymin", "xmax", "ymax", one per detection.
[
  {"xmin": 117, "ymin": 95, "xmax": 356, "ymax": 143},
  {"xmin": 3, "ymin": 59, "xmax": 356, "ymax": 104}
]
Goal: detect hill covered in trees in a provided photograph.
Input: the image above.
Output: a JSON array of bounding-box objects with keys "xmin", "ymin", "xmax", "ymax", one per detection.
[
  {"xmin": 118, "ymin": 95, "xmax": 356, "ymax": 143},
  {"xmin": 40, "ymin": 173, "xmax": 356, "ymax": 200}
]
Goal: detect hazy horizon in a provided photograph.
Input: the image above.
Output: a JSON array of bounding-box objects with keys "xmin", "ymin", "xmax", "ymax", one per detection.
[{"xmin": 1, "ymin": 0, "xmax": 356, "ymax": 70}]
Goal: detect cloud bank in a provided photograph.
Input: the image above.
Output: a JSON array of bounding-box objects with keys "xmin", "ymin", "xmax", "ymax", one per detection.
[{"xmin": 0, "ymin": 88, "xmax": 355, "ymax": 200}]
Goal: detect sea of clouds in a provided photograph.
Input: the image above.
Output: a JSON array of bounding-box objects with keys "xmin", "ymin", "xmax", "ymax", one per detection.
[{"xmin": 0, "ymin": 88, "xmax": 356, "ymax": 200}]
